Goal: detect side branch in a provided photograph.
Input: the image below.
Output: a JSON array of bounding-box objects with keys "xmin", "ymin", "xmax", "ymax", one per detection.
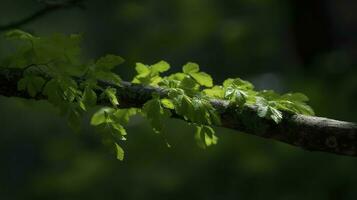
[
  {"xmin": 0, "ymin": 0, "xmax": 84, "ymax": 31},
  {"xmin": 1, "ymin": 68, "xmax": 356, "ymax": 156}
]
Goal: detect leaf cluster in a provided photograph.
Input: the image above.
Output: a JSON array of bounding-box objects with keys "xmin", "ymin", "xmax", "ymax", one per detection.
[{"xmin": 1, "ymin": 30, "xmax": 315, "ymax": 159}]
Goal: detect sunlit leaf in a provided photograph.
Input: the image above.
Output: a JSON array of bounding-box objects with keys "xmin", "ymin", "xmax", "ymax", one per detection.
[
  {"xmin": 114, "ymin": 143, "xmax": 125, "ymax": 161},
  {"xmin": 161, "ymin": 98, "xmax": 175, "ymax": 109},
  {"xmin": 113, "ymin": 108, "xmax": 138, "ymax": 125},
  {"xmin": 194, "ymin": 125, "xmax": 218, "ymax": 149},
  {"xmin": 91, "ymin": 107, "xmax": 115, "ymax": 126},
  {"xmin": 183, "ymin": 62, "xmax": 199, "ymax": 73},
  {"xmin": 103, "ymin": 87, "xmax": 119, "ymax": 106}
]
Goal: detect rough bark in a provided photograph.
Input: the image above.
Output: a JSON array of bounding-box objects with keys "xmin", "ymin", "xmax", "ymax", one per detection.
[{"xmin": 1, "ymin": 68, "xmax": 356, "ymax": 156}]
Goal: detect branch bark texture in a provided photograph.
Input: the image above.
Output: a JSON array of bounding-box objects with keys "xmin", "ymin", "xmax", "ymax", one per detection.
[{"xmin": 1, "ymin": 68, "xmax": 356, "ymax": 156}]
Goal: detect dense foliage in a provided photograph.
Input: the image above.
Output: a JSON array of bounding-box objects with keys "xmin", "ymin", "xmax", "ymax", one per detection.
[{"xmin": 0, "ymin": 30, "xmax": 314, "ymax": 160}]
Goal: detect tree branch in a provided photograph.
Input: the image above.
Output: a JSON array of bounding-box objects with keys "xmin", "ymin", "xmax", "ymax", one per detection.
[
  {"xmin": 1, "ymin": 68, "xmax": 356, "ymax": 156},
  {"xmin": 0, "ymin": 0, "xmax": 84, "ymax": 31}
]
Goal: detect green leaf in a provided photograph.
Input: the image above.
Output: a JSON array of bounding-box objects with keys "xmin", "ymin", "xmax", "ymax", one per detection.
[
  {"xmin": 135, "ymin": 63, "xmax": 150, "ymax": 75},
  {"xmin": 111, "ymin": 123, "xmax": 127, "ymax": 136},
  {"xmin": 168, "ymin": 90, "xmax": 193, "ymax": 120},
  {"xmin": 256, "ymin": 97, "xmax": 283, "ymax": 124},
  {"xmin": 103, "ymin": 87, "xmax": 119, "ymax": 106},
  {"xmin": 277, "ymin": 93, "xmax": 314, "ymax": 115},
  {"xmin": 256, "ymin": 98, "xmax": 269, "ymax": 118},
  {"xmin": 223, "ymin": 78, "xmax": 254, "ymax": 90},
  {"xmin": 269, "ymin": 106, "xmax": 283, "ymax": 124},
  {"xmin": 132, "ymin": 63, "xmax": 153, "ymax": 84},
  {"xmin": 179, "ymin": 76, "xmax": 198, "ymax": 92},
  {"xmin": 95, "ymin": 54, "xmax": 124, "ymax": 70},
  {"xmin": 194, "ymin": 126, "xmax": 206, "ymax": 149},
  {"xmin": 132, "ymin": 61, "xmax": 170, "ymax": 85},
  {"xmin": 32, "ymin": 33, "xmax": 82, "ymax": 69},
  {"xmin": 190, "ymin": 72, "xmax": 213, "ymax": 87},
  {"xmin": 259, "ymin": 91, "xmax": 314, "ymax": 116},
  {"xmin": 182, "ymin": 62, "xmax": 213, "ymax": 87},
  {"xmin": 203, "ymin": 125, "xmax": 218, "ymax": 146},
  {"xmin": 63, "ymin": 87, "xmax": 80, "ymax": 102},
  {"xmin": 91, "ymin": 107, "xmax": 129, "ymax": 141},
  {"xmin": 161, "ymin": 99, "xmax": 175, "ymax": 109},
  {"xmin": 58, "ymin": 76, "xmax": 78, "ymax": 90},
  {"xmin": 17, "ymin": 75, "xmax": 45, "ymax": 97},
  {"xmin": 114, "ymin": 143, "xmax": 125, "ymax": 161},
  {"xmin": 281, "ymin": 93, "xmax": 309, "ymax": 102},
  {"xmin": 82, "ymin": 86, "xmax": 97, "ymax": 107},
  {"xmin": 223, "ymin": 78, "xmax": 257, "ymax": 107},
  {"xmin": 183, "ymin": 62, "xmax": 199, "ymax": 73},
  {"xmin": 194, "ymin": 125, "xmax": 218, "ymax": 149},
  {"xmin": 203, "ymin": 86, "xmax": 224, "ymax": 98},
  {"xmin": 167, "ymin": 72, "xmax": 186, "ymax": 82},
  {"xmin": 43, "ymin": 79, "xmax": 63, "ymax": 105},
  {"xmin": 95, "ymin": 71, "xmax": 122, "ymax": 86},
  {"xmin": 91, "ymin": 107, "xmax": 115, "ymax": 126},
  {"xmin": 113, "ymin": 108, "xmax": 138, "ymax": 125},
  {"xmin": 168, "ymin": 90, "xmax": 220, "ymax": 126},
  {"xmin": 224, "ymin": 86, "xmax": 247, "ymax": 106},
  {"xmin": 258, "ymin": 90, "xmax": 280, "ymax": 101},
  {"xmin": 151, "ymin": 60, "xmax": 170, "ymax": 73},
  {"xmin": 143, "ymin": 96, "xmax": 171, "ymax": 133}
]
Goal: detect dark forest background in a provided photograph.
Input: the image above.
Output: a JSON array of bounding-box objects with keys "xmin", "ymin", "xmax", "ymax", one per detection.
[{"xmin": 0, "ymin": 0, "xmax": 357, "ymax": 199}]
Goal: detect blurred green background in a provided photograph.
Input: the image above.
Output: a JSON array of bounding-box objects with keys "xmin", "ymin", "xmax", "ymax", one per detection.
[{"xmin": 0, "ymin": 0, "xmax": 357, "ymax": 199}]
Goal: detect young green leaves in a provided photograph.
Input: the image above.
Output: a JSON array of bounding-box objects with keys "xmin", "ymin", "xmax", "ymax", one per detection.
[
  {"xmin": 89, "ymin": 54, "xmax": 124, "ymax": 86},
  {"xmin": 115, "ymin": 143, "xmax": 125, "ymax": 161},
  {"xmin": 204, "ymin": 77, "xmax": 314, "ymax": 123},
  {"xmin": 132, "ymin": 61, "xmax": 170, "ymax": 85},
  {"xmin": 133, "ymin": 61, "xmax": 220, "ymax": 148},
  {"xmin": 91, "ymin": 107, "xmax": 138, "ymax": 160},
  {"xmin": 96, "ymin": 54, "xmax": 125, "ymax": 70},
  {"xmin": 91, "ymin": 108, "xmax": 127, "ymax": 138},
  {"xmin": 268, "ymin": 92, "xmax": 314, "ymax": 116},
  {"xmin": 256, "ymin": 97, "xmax": 283, "ymax": 124},
  {"xmin": 143, "ymin": 95, "xmax": 171, "ymax": 133},
  {"xmin": 4, "ymin": 30, "xmax": 82, "ymax": 73},
  {"xmin": 102, "ymin": 87, "xmax": 119, "ymax": 107},
  {"xmin": 167, "ymin": 90, "xmax": 220, "ymax": 126},
  {"xmin": 3, "ymin": 30, "xmax": 316, "ymax": 160},
  {"xmin": 194, "ymin": 125, "xmax": 218, "ymax": 149},
  {"xmin": 223, "ymin": 78, "xmax": 255, "ymax": 107},
  {"xmin": 182, "ymin": 62, "xmax": 213, "ymax": 87}
]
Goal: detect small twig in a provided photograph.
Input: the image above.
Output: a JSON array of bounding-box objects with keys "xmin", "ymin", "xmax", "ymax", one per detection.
[{"xmin": 0, "ymin": 0, "xmax": 85, "ymax": 31}]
